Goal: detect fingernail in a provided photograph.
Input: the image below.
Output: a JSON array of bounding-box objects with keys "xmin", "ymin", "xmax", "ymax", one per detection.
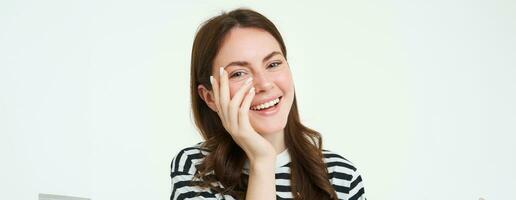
[
  {"xmin": 219, "ymin": 67, "xmax": 224, "ymax": 76},
  {"xmin": 209, "ymin": 76, "xmax": 214, "ymax": 84},
  {"xmin": 245, "ymin": 77, "xmax": 253, "ymax": 84},
  {"xmin": 250, "ymin": 87, "xmax": 255, "ymax": 93}
]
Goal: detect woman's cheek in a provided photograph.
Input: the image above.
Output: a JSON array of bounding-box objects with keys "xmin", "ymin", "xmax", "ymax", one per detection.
[
  {"xmin": 229, "ymin": 83, "xmax": 240, "ymax": 98},
  {"xmin": 275, "ymin": 70, "xmax": 294, "ymax": 87}
]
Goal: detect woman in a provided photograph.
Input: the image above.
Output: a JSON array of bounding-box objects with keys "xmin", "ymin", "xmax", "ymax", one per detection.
[{"xmin": 170, "ymin": 8, "xmax": 366, "ymax": 200}]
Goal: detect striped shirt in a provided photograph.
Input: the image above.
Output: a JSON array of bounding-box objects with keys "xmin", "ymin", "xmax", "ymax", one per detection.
[{"xmin": 170, "ymin": 143, "xmax": 366, "ymax": 200}]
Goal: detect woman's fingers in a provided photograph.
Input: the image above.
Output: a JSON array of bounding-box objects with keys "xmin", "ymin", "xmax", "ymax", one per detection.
[
  {"xmin": 228, "ymin": 77, "xmax": 254, "ymax": 131},
  {"xmin": 209, "ymin": 76, "xmax": 225, "ymax": 126},
  {"xmin": 219, "ymin": 67, "xmax": 230, "ymax": 121},
  {"xmin": 239, "ymin": 86, "xmax": 255, "ymax": 128},
  {"xmin": 211, "ymin": 67, "xmax": 256, "ymax": 138}
]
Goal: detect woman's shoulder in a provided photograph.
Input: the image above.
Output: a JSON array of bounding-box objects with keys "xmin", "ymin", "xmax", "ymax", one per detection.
[
  {"xmin": 322, "ymin": 149, "xmax": 366, "ymax": 199},
  {"xmin": 170, "ymin": 143, "xmax": 227, "ymax": 200},
  {"xmin": 170, "ymin": 142, "xmax": 210, "ymax": 174},
  {"xmin": 321, "ymin": 149, "xmax": 358, "ymax": 172}
]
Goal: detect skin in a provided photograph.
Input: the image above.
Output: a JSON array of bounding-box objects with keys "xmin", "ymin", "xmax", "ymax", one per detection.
[{"xmin": 197, "ymin": 27, "xmax": 295, "ymax": 199}]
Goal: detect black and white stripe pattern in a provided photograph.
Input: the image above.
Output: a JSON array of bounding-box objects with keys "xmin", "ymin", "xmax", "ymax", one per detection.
[{"xmin": 170, "ymin": 143, "xmax": 366, "ymax": 200}]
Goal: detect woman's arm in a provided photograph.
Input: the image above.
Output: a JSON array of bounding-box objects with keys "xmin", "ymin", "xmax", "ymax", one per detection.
[{"xmin": 246, "ymin": 157, "xmax": 276, "ymax": 200}]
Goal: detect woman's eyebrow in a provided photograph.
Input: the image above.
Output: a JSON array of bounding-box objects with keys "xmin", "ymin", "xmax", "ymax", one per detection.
[
  {"xmin": 262, "ymin": 51, "xmax": 282, "ymax": 62},
  {"xmin": 223, "ymin": 51, "xmax": 283, "ymax": 69}
]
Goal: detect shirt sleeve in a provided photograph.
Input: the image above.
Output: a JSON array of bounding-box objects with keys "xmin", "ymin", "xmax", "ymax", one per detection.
[{"xmin": 347, "ymin": 168, "xmax": 366, "ymax": 200}]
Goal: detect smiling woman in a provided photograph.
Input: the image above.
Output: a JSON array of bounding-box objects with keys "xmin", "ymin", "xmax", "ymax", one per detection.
[{"xmin": 170, "ymin": 8, "xmax": 366, "ymax": 200}]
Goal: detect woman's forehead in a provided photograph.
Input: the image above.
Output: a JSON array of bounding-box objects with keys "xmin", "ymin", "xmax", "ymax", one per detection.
[{"xmin": 215, "ymin": 27, "xmax": 283, "ymax": 64}]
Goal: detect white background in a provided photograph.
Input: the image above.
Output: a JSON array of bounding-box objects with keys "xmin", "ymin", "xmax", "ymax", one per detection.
[{"xmin": 1, "ymin": 0, "xmax": 515, "ymax": 199}]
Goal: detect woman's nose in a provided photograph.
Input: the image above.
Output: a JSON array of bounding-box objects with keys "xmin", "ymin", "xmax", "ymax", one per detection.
[{"xmin": 252, "ymin": 73, "xmax": 273, "ymax": 93}]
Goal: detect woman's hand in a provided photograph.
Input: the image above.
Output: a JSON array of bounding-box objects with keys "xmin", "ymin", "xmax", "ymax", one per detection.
[{"xmin": 210, "ymin": 67, "xmax": 277, "ymax": 163}]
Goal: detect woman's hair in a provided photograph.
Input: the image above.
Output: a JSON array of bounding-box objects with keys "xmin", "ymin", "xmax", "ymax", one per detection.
[{"xmin": 190, "ymin": 8, "xmax": 338, "ymax": 200}]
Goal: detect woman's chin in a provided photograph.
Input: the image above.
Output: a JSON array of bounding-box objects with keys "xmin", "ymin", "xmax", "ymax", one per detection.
[{"xmin": 252, "ymin": 122, "xmax": 286, "ymax": 136}]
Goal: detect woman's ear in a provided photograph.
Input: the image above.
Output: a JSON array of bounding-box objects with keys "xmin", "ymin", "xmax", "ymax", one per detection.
[{"xmin": 197, "ymin": 84, "xmax": 218, "ymax": 112}]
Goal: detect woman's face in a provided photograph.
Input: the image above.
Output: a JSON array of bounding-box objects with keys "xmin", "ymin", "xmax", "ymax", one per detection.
[{"xmin": 211, "ymin": 27, "xmax": 295, "ymax": 136}]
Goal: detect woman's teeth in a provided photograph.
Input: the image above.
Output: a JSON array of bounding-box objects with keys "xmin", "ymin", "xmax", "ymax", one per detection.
[{"xmin": 251, "ymin": 97, "xmax": 280, "ymax": 111}]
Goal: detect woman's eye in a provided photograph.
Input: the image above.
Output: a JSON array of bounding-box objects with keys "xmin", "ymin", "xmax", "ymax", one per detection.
[
  {"xmin": 268, "ymin": 61, "xmax": 282, "ymax": 69},
  {"xmin": 230, "ymin": 71, "xmax": 245, "ymax": 78}
]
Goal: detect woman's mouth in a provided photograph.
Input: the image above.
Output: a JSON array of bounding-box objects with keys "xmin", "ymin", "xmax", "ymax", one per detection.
[{"xmin": 250, "ymin": 96, "xmax": 282, "ymax": 114}]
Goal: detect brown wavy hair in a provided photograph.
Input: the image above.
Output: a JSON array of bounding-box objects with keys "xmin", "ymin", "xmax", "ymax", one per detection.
[{"xmin": 190, "ymin": 8, "xmax": 338, "ymax": 200}]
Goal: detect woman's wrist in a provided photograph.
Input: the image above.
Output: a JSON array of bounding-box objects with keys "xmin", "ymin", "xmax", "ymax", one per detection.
[{"xmin": 249, "ymin": 157, "xmax": 276, "ymax": 172}]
